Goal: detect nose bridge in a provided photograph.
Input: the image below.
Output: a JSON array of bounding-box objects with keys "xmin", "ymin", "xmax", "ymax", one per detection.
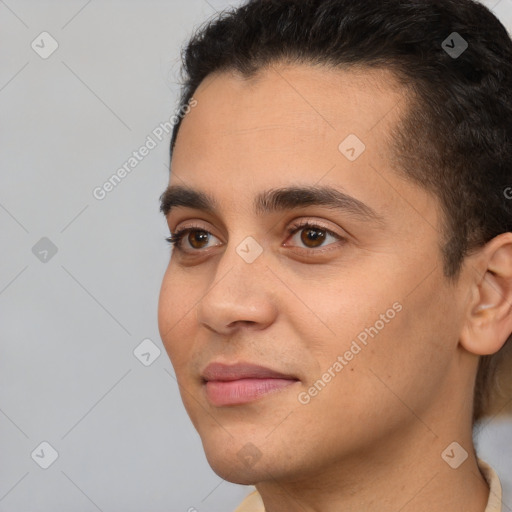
[
  {"xmin": 195, "ymin": 235, "xmax": 276, "ymax": 332},
  {"xmin": 215, "ymin": 230, "xmax": 269, "ymax": 293}
]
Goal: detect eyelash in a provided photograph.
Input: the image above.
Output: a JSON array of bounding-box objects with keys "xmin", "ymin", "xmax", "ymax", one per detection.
[{"xmin": 165, "ymin": 220, "xmax": 345, "ymax": 255}]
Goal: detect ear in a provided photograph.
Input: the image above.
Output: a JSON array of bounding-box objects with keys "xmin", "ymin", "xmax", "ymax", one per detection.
[{"xmin": 460, "ymin": 232, "xmax": 512, "ymax": 356}]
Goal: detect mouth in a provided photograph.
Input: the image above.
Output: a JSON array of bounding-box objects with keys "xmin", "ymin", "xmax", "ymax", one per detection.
[{"xmin": 201, "ymin": 362, "xmax": 300, "ymax": 406}]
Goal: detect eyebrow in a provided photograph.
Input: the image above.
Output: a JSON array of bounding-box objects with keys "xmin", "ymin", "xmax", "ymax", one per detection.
[{"xmin": 159, "ymin": 184, "xmax": 384, "ymax": 225}]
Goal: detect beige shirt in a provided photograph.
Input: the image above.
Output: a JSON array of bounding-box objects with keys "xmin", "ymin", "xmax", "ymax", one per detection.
[{"xmin": 234, "ymin": 459, "xmax": 503, "ymax": 512}]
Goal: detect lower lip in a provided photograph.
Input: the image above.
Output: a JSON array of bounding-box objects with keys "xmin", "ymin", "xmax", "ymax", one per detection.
[{"xmin": 204, "ymin": 378, "xmax": 298, "ymax": 406}]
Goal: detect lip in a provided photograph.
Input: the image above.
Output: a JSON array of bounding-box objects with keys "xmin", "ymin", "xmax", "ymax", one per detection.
[
  {"xmin": 202, "ymin": 362, "xmax": 298, "ymax": 381},
  {"xmin": 201, "ymin": 362, "xmax": 300, "ymax": 406}
]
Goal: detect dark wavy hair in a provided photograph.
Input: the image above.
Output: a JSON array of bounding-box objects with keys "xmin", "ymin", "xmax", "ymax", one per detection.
[{"xmin": 169, "ymin": 0, "xmax": 512, "ymax": 422}]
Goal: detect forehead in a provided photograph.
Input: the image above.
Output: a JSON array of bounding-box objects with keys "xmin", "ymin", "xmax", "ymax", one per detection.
[
  {"xmin": 169, "ymin": 63, "xmax": 436, "ymax": 231},
  {"xmin": 172, "ymin": 63, "xmax": 406, "ymax": 176},
  {"xmin": 179, "ymin": 63, "xmax": 405, "ymax": 139}
]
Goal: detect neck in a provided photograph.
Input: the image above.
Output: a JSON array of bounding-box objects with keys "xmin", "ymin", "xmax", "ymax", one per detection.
[{"xmin": 255, "ymin": 423, "xmax": 490, "ymax": 512}]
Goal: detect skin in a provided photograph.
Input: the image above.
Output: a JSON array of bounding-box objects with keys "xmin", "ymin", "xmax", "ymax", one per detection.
[{"xmin": 158, "ymin": 63, "xmax": 512, "ymax": 512}]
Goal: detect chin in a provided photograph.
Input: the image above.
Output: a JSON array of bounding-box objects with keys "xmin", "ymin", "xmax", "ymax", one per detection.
[{"xmin": 204, "ymin": 448, "xmax": 267, "ymax": 485}]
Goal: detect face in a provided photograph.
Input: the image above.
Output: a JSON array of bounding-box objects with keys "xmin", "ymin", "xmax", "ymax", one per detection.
[{"xmin": 158, "ymin": 63, "xmax": 471, "ymax": 486}]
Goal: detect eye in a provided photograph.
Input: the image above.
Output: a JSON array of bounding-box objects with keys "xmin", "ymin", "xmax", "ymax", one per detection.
[
  {"xmin": 166, "ymin": 228, "xmax": 221, "ymax": 252},
  {"xmin": 165, "ymin": 220, "xmax": 346, "ymax": 255},
  {"xmin": 284, "ymin": 220, "xmax": 345, "ymax": 252}
]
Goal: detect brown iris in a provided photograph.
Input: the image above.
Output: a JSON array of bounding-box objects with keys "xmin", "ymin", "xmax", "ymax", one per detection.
[
  {"xmin": 301, "ymin": 227, "xmax": 326, "ymax": 248},
  {"xmin": 188, "ymin": 230, "xmax": 210, "ymax": 249}
]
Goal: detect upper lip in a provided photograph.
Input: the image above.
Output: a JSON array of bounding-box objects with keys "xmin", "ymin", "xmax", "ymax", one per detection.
[{"xmin": 201, "ymin": 362, "xmax": 298, "ymax": 382}]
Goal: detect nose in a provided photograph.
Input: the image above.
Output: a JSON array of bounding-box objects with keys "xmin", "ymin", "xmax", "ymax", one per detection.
[{"xmin": 195, "ymin": 242, "xmax": 278, "ymax": 335}]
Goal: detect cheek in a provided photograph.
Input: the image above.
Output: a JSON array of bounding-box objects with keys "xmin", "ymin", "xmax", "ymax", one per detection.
[
  {"xmin": 296, "ymin": 264, "xmax": 455, "ymax": 414},
  {"xmin": 293, "ymin": 269, "xmax": 400, "ymax": 360},
  {"xmin": 334, "ymin": 280, "xmax": 457, "ymax": 417},
  {"xmin": 157, "ymin": 268, "xmax": 197, "ymax": 365}
]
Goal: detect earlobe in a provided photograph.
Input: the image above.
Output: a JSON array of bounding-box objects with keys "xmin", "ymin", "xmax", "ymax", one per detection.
[{"xmin": 460, "ymin": 233, "xmax": 512, "ymax": 356}]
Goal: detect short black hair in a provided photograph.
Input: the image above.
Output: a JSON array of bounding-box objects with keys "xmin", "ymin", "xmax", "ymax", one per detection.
[{"xmin": 169, "ymin": 0, "xmax": 512, "ymax": 421}]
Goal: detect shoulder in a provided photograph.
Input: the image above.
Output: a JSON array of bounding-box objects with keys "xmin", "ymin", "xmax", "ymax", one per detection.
[
  {"xmin": 478, "ymin": 458, "xmax": 503, "ymax": 512},
  {"xmin": 233, "ymin": 488, "xmax": 265, "ymax": 512}
]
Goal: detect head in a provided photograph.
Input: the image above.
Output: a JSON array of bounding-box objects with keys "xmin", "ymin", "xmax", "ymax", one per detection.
[{"xmin": 158, "ymin": 0, "xmax": 512, "ymax": 485}]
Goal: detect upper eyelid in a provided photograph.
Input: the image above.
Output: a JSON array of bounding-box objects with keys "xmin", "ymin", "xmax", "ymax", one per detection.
[
  {"xmin": 288, "ymin": 219, "xmax": 342, "ymax": 234},
  {"xmin": 172, "ymin": 218, "xmax": 343, "ymax": 237}
]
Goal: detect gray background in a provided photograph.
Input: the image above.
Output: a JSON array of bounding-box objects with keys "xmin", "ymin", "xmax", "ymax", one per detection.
[{"xmin": 0, "ymin": 1, "xmax": 511, "ymax": 511}]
